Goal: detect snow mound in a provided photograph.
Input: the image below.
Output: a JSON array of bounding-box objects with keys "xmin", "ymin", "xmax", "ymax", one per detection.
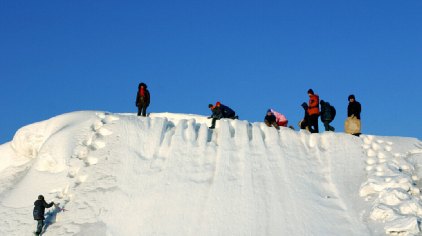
[{"xmin": 0, "ymin": 111, "xmax": 421, "ymax": 236}]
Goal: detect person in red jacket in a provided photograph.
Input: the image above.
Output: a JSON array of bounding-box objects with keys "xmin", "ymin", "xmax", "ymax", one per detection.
[
  {"xmin": 136, "ymin": 82, "xmax": 150, "ymax": 117},
  {"xmin": 307, "ymin": 89, "xmax": 320, "ymax": 133}
]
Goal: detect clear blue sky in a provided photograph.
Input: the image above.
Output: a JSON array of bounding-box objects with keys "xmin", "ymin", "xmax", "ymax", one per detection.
[{"xmin": 1, "ymin": 0, "xmax": 421, "ymax": 144}]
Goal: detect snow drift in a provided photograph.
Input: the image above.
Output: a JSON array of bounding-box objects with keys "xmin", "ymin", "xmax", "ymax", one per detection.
[{"xmin": 0, "ymin": 111, "xmax": 421, "ymax": 235}]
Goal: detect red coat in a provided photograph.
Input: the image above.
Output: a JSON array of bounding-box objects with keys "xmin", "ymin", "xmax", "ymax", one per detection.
[{"xmin": 307, "ymin": 94, "xmax": 320, "ymax": 115}]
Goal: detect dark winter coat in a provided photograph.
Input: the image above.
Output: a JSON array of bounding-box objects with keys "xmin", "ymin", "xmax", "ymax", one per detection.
[
  {"xmin": 33, "ymin": 200, "xmax": 54, "ymax": 220},
  {"xmin": 348, "ymin": 101, "xmax": 361, "ymax": 119},
  {"xmin": 136, "ymin": 83, "xmax": 150, "ymax": 107},
  {"xmin": 220, "ymin": 104, "xmax": 236, "ymax": 118},
  {"xmin": 210, "ymin": 106, "xmax": 223, "ymax": 119},
  {"xmin": 264, "ymin": 114, "xmax": 277, "ymax": 124},
  {"xmin": 320, "ymin": 101, "xmax": 334, "ymax": 122}
]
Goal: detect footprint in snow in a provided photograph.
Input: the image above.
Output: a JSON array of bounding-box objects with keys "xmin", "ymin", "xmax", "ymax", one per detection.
[
  {"xmin": 89, "ymin": 140, "xmax": 106, "ymax": 150},
  {"xmin": 84, "ymin": 157, "xmax": 98, "ymax": 166},
  {"xmin": 103, "ymin": 115, "xmax": 120, "ymax": 124},
  {"xmin": 92, "ymin": 120, "xmax": 104, "ymax": 131},
  {"xmin": 97, "ymin": 127, "xmax": 113, "ymax": 136}
]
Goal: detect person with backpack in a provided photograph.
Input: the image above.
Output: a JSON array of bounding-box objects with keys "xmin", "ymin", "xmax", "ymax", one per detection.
[
  {"xmin": 33, "ymin": 195, "xmax": 55, "ymax": 235},
  {"xmin": 307, "ymin": 89, "xmax": 320, "ymax": 133},
  {"xmin": 320, "ymin": 100, "xmax": 336, "ymax": 131},
  {"xmin": 264, "ymin": 109, "xmax": 279, "ymax": 129},
  {"xmin": 299, "ymin": 102, "xmax": 310, "ymax": 130},
  {"xmin": 135, "ymin": 82, "xmax": 150, "ymax": 117}
]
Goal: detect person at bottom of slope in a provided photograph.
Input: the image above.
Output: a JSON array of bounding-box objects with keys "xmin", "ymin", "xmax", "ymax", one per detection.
[
  {"xmin": 320, "ymin": 100, "xmax": 335, "ymax": 132},
  {"xmin": 264, "ymin": 110, "xmax": 279, "ymax": 129},
  {"xmin": 135, "ymin": 82, "xmax": 150, "ymax": 117},
  {"xmin": 307, "ymin": 89, "xmax": 320, "ymax": 133},
  {"xmin": 299, "ymin": 102, "xmax": 310, "ymax": 130},
  {"xmin": 33, "ymin": 195, "xmax": 55, "ymax": 235},
  {"xmin": 208, "ymin": 102, "xmax": 238, "ymax": 129}
]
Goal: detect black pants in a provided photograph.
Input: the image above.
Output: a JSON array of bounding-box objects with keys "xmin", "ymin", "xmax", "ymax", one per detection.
[
  {"xmin": 210, "ymin": 118, "xmax": 219, "ymax": 128},
  {"xmin": 36, "ymin": 219, "xmax": 44, "ymax": 234},
  {"xmin": 308, "ymin": 114, "xmax": 319, "ymax": 133},
  {"xmin": 323, "ymin": 120, "xmax": 335, "ymax": 131},
  {"xmin": 137, "ymin": 104, "xmax": 147, "ymax": 117}
]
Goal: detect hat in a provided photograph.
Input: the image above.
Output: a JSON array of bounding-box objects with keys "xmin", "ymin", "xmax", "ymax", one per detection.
[
  {"xmin": 138, "ymin": 83, "xmax": 147, "ymax": 89},
  {"xmin": 348, "ymin": 94, "xmax": 355, "ymax": 100},
  {"xmin": 208, "ymin": 104, "xmax": 213, "ymax": 108},
  {"xmin": 38, "ymin": 195, "xmax": 44, "ymax": 200},
  {"xmin": 307, "ymin": 89, "xmax": 314, "ymax": 95}
]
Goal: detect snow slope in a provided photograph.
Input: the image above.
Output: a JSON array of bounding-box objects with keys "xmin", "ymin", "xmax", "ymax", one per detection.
[{"xmin": 0, "ymin": 111, "xmax": 421, "ymax": 236}]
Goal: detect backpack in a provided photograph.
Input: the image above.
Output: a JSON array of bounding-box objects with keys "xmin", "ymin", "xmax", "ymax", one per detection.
[{"xmin": 330, "ymin": 105, "xmax": 336, "ymax": 120}]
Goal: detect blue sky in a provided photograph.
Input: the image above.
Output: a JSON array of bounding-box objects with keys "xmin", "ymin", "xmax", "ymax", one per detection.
[{"xmin": 1, "ymin": 0, "xmax": 421, "ymax": 144}]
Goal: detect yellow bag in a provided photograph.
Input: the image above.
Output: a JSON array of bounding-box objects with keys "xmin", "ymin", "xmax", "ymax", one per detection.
[{"xmin": 345, "ymin": 116, "xmax": 361, "ymax": 134}]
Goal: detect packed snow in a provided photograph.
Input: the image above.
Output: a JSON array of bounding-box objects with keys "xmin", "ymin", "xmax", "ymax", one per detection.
[{"xmin": 0, "ymin": 111, "xmax": 421, "ymax": 235}]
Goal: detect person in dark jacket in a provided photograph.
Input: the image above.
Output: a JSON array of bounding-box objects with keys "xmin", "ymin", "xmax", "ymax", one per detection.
[
  {"xmin": 264, "ymin": 110, "xmax": 279, "ymax": 129},
  {"xmin": 299, "ymin": 102, "xmax": 310, "ymax": 130},
  {"xmin": 135, "ymin": 82, "xmax": 150, "ymax": 117},
  {"xmin": 217, "ymin": 102, "xmax": 237, "ymax": 119},
  {"xmin": 320, "ymin": 100, "xmax": 335, "ymax": 131},
  {"xmin": 208, "ymin": 104, "xmax": 223, "ymax": 129},
  {"xmin": 347, "ymin": 94, "xmax": 361, "ymax": 119},
  {"xmin": 307, "ymin": 89, "xmax": 320, "ymax": 133},
  {"xmin": 208, "ymin": 102, "xmax": 238, "ymax": 129},
  {"xmin": 33, "ymin": 195, "xmax": 55, "ymax": 235}
]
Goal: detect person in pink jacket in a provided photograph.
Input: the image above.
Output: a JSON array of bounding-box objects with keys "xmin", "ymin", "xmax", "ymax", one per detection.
[{"xmin": 270, "ymin": 109, "xmax": 288, "ymax": 127}]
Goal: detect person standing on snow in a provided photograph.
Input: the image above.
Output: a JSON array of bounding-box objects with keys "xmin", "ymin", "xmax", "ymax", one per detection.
[
  {"xmin": 347, "ymin": 94, "xmax": 361, "ymax": 120},
  {"xmin": 299, "ymin": 102, "xmax": 310, "ymax": 130},
  {"xmin": 264, "ymin": 109, "xmax": 279, "ymax": 129},
  {"xmin": 345, "ymin": 94, "xmax": 362, "ymax": 136},
  {"xmin": 33, "ymin": 195, "xmax": 55, "ymax": 235},
  {"xmin": 135, "ymin": 82, "xmax": 150, "ymax": 117},
  {"xmin": 307, "ymin": 89, "xmax": 320, "ymax": 133},
  {"xmin": 320, "ymin": 100, "xmax": 336, "ymax": 131}
]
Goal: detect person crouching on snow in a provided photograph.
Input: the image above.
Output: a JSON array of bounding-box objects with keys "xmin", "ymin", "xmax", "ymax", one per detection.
[
  {"xmin": 208, "ymin": 104, "xmax": 223, "ymax": 129},
  {"xmin": 264, "ymin": 110, "xmax": 280, "ymax": 130},
  {"xmin": 269, "ymin": 108, "xmax": 288, "ymax": 127},
  {"xmin": 33, "ymin": 195, "xmax": 55, "ymax": 235}
]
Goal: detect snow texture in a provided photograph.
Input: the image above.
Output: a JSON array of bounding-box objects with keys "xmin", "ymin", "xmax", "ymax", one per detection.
[{"xmin": 0, "ymin": 111, "xmax": 421, "ymax": 236}]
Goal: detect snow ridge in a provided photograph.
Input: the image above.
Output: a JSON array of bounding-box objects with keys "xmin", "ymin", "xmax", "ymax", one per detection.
[{"xmin": 0, "ymin": 111, "xmax": 421, "ymax": 235}]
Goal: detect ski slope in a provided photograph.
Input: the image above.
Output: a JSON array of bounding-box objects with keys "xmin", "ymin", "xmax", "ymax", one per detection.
[{"xmin": 0, "ymin": 111, "xmax": 421, "ymax": 236}]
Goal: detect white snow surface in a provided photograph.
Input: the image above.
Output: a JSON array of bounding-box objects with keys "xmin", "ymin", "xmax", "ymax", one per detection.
[{"xmin": 0, "ymin": 111, "xmax": 422, "ymax": 236}]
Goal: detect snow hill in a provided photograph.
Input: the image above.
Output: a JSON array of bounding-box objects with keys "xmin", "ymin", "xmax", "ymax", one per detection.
[{"xmin": 0, "ymin": 111, "xmax": 422, "ymax": 236}]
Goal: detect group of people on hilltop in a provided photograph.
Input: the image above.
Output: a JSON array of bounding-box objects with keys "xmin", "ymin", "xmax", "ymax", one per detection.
[
  {"xmin": 132, "ymin": 82, "xmax": 362, "ymax": 135},
  {"xmin": 298, "ymin": 89, "xmax": 362, "ymax": 136},
  {"xmin": 30, "ymin": 83, "xmax": 362, "ymax": 235}
]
